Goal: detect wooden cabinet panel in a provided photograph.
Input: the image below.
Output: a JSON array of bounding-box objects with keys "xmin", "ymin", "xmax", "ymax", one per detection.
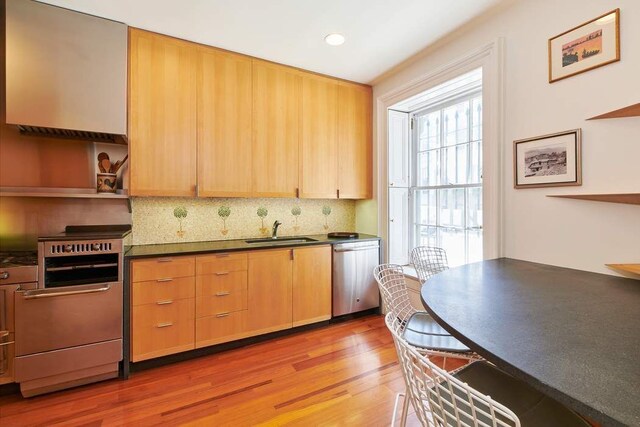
[
  {"xmin": 196, "ymin": 311, "xmax": 249, "ymax": 348},
  {"xmin": 129, "ymin": 28, "xmax": 197, "ymax": 197},
  {"xmin": 292, "ymin": 245, "xmax": 332, "ymax": 327},
  {"xmin": 300, "ymin": 73, "xmax": 338, "ymax": 199},
  {"xmin": 251, "ymin": 60, "xmax": 300, "ymax": 197},
  {"xmin": 247, "ymin": 249, "xmax": 293, "ymax": 334},
  {"xmin": 131, "ymin": 256, "xmax": 195, "ymax": 282},
  {"xmin": 196, "ymin": 272, "xmax": 248, "ymax": 317},
  {"xmin": 196, "ymin": 252, "xmax": 247, "ymax": 275},
  {"xmin": 132, "ymin": 298, "xmax": 195, "ymax": 361},
  {"xmin": 197, "ymin": 48, "xmax": 253, "ymax": 197},
  {"xmin": 337, "ymin": 82, "xmax": 373, "ymax": 199},
  {"xmin": 133, "ymin": 276, "xmax": 195, "ymax": 306}
]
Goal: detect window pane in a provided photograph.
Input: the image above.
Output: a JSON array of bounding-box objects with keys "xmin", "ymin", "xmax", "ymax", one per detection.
[
  {"xmin": 439, "ymin": 227, "xmax": 466, "ymax": 267},
  {"xmin": 439, "ymin": 188, "xmax": 464, "ymax": 228},
  {"xmin": 443, "ymin": 102, "xmax": 469, "ymax": 146},
  {"xmin": 467, "ymin": 229, "xmax": 483, "ymax": 264},
  {"xmin": 467, "ymin": 187, "xmax": 482, "ymax": 229},
  {"xmin": 418, "ymin": 111, "xmax": 440, "ymax": 151},
  {"xmin": 472, "ymin": 96, "xmax": 482, "ymax": 141},
  {"xmin": 416, "ymin": 225, "xmax": 437, "ymax": 247},
  {"xmin": 417, "ymin": 150, "xmax": 439, "ymax": 186},
  {"xmin": 456, "ymin": 143, "xmax": 468, "ymax": 184},
  {"xmin": 415, "ymin": 190, "xmax": 437, "ymax": 225},
  {"xmin": 469, "ymin": 140, "xmax": 481, "ymax": 183}
]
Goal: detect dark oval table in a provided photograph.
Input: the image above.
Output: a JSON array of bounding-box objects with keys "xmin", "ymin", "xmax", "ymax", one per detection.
[{"xmin": 421, "ymin": 258, "xmax": 640, "ymax": 427}]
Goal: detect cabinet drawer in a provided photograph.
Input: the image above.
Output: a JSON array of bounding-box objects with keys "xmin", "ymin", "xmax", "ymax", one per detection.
[
  {"xmin": 133, "ymin": 276, "xmax": 195, "ymax": 306},
  {"xmin": 132, "ymin": 298, "xmax": 195, "ymax": 361},
  {"xmin": 132, "ymin": 256, "xmax": 195, "ymax": 282},
  {"xmin": 196, "ymin": 310, "xmax": 249, "ymax": 348},
  {"xmin": 196, "ymin": 253, "xmax": 247, "ymax": 275},
  {"xmin": 196, "ymin": 276, "xmax": 247, "ymax": 318}
]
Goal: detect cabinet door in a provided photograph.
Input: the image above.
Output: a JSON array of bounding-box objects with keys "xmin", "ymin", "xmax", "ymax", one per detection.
[
  {"xmin": 337, "ymin": 82, "xmax": 373, "ymax": 199},
  {"xmin": 292, "ymin": 245, "xmax": 332, "ymax": 327},
  {"xmin": 129, "ymin": 28, "xmax": 197, "ymax": 196},
  {"xmin": 197, "ymin": 48, "xmax": 253, "ymax": 197},
  {"xmin": 247, "ymin": 249, "xmax": 293, "ymax": 334},
  {"xmin": 251, "ymin": 60, "xmax": 300, "ymax": 197},
  {"xmin": 299, "ymin": 73, "xmax": 338, "ymax": 199}
]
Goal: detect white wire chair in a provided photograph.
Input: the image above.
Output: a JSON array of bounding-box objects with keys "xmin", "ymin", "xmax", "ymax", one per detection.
[
  {"xmin": 373, "ymin": 264, "xmax": 482, "ymax": 427},
  {"xmin": 411, "ymin": 246, "xmax": 449, "ymax": 283},
  {"xmin": 385, "ymin": 312, "xmax": 591, "ymax": 427}
]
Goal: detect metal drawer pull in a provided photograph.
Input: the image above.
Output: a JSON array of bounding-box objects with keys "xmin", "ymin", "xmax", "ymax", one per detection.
[
  {"xmin": 156, "ymin": 300, "xmax": 174, "ymax": 305},
  {"xmin": 216, "ymin": 312, "xmax": 230, "ymax": 318},
  {"xmin": 215, "ymin": 291, "xmax": 230, "ymax": 296},
  {"xmin": 215, "ymin": 271, "xmax": 229, "ymax": 276},
  {"xmin": 0, "ymin": 341, "xmax": 15, "ymax": 347},
  {"xmin": 0, "ymin": 331, "xmax": 9, "ymax": 339},
  {"xmin": 156, "ymin": 278, "xmax": 173, "ymax": 282},
  {"xmin": 22, "ymin": 285, "xmax": 110, "ymax": 299},
  {"xmin": 157, "ymin": 258, "xmax": 173, "ymax": 263},
  {"xmin": 156, "ymin": 322, "xmax": 173, "ymax": 328}
]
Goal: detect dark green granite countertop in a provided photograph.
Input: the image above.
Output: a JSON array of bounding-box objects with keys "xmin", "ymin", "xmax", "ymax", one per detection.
[{"xmin": 124, "ymin": 234, "xmax": 380, "ymax": 259}]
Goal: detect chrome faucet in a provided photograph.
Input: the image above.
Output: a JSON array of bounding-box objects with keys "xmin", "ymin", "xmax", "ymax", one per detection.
[{"xmin": 272, "ymin": 220, "xmax": 282, "ymax": 238}]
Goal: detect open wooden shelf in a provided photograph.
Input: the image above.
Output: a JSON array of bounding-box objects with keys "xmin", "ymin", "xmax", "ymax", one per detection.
[
  {"xmin": 547, "ymin": 193, "xmax": 640, "ymax": 205},
  {"xmin": 606, "ymin": 264, "xmax": 640, "ymax": 276},
  {"xmin": 587, "ymin": 102, "xmax": 640, "ymax": 120},
  {"xmin": 0, "ymin": 187, "xmax": 129, "ymax": 199}
]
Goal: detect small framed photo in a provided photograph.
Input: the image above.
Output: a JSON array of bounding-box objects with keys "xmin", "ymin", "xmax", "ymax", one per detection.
[
  {"xmin": 513, "ymin": 129, "xmax": 582, "ymax": 189},
  {"xmin": 548, "ymin": 9, "xmax": 620, "ymax": 83}
]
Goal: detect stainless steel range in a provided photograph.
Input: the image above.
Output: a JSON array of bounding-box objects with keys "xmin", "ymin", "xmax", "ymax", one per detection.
[
  {"xmin": 14, "ymin": 225, "xmax": 130, "ymax": 397},
  {"xmin": 0, "ymin": 252, "xmax": 38, "ymax": 386}
]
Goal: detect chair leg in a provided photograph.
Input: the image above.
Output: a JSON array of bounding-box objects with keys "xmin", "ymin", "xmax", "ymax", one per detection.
[
  {"xmin": 391, "ymin": 391, "xmax": 409, "ymax": 427},
  {"xmin": 400, "ymin": 388, "xmax": 410, "ymax": 427}
]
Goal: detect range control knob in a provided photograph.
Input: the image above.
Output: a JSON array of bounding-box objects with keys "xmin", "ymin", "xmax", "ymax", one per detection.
[
  {"xmin": 64, "ymin": 244, "xmax": 74, "ymax": 253},
  {"xmin": 93, "ymin": 243, "xmax": 101, "ymax": 251}
]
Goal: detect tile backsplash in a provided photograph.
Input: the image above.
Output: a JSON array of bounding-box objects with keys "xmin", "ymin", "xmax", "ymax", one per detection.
[{"xmin": 131, "ymin": 197, "xmax": 356, "ymax": 245}]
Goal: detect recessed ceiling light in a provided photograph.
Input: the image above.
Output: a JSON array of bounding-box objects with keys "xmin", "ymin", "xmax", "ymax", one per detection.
[{"xmin": 325, "ymin": 33, "xmax": 345, "ymax": 46}]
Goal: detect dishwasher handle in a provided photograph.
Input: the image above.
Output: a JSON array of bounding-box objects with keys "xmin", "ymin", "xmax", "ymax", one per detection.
[{"xmin": 334, "ymin": 244, "xmax": 379, "ymax": 253}]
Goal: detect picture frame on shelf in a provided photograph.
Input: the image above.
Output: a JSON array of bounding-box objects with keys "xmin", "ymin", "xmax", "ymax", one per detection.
[
  {"xmin": 513, "ymin": 129, "xmax": 582, "ymax": 189},
  {"xmin": 548, "ymin": 9, "xmax": 620, "ymax": 83}
]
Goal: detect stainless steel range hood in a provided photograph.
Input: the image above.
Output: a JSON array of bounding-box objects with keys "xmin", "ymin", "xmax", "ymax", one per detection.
[{"xmin": 4, "ymin": 0, "xmax": 127, "ymax": 144}]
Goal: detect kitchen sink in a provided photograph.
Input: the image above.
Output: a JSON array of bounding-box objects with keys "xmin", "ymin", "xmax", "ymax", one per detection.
[{"xmin": 245, "ymin": 237, "xmax": 318, "ymax": 244}]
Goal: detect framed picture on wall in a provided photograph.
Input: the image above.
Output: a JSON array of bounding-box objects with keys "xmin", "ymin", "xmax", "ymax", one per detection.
[
  {"xmin": 513, "ymin": 129, "xmax": 582, "ymax": 189},
  {"xmin": 548, "ymin": 9, "xmax": 620, "ymax": 83}
]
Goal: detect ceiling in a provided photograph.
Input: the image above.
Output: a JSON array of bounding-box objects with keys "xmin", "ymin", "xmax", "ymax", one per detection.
[{"xmin": 39, "ymin": 0, "xmax": 505, "ymax": 84}]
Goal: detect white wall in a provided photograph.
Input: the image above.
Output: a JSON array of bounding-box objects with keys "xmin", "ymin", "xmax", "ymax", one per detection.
[{"xmin": 368, "ymin": 0, "xmax": 640, "ymax": 275}]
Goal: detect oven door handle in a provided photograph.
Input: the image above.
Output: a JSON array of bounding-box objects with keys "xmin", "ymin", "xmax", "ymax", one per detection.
[{"xmin": 20, "ymin": 284, "xmax": 111, "ymax": 299}]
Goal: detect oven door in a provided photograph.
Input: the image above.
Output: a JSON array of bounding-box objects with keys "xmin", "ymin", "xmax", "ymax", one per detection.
[{"xmin": 15, "ymin": 282, "xmax": 122, "ymax": 356}]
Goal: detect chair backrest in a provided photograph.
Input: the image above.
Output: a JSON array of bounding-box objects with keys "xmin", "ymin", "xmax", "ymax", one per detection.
[
  {"xmin": 411, "ymin": 246, "xmax": 449, "ymax": 283},
  {"xmin": 373, "ymin": 264, "xmax": 415, "ymax": 324},
  {"xmin": 384, "ymin": 312, "xmax": 520, "ymax": 427}
]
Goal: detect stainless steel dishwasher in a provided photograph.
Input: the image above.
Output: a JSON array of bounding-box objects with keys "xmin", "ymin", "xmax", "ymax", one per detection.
[{"xmin": 332, "ymin": 240, "xmax": 380, "ymax": 316}]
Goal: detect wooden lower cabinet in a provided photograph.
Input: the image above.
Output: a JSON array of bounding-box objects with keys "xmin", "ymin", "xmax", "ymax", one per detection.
[
  {"xmin": 292, "ymin": 246, "xmax": 332, "ymax": 327},
  {"xmin": 132, "ymin": 298, "xmax": 195, "ymax": 362},
  {"xmin": 131, "ymin": 246, "xmax": 333, "ymax": 361},
  {"xmin": 196, "ymin": 311, "xmax": 249, "ymax": 348},
  {"xmin": 247, "ymin": 249, "xmax": 293, "ymax": 335}
]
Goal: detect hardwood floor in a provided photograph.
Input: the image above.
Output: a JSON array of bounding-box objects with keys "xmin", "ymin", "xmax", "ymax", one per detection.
[{"xmin": 2, "ymin": 315, "xmax": 459, "ymax": 426}]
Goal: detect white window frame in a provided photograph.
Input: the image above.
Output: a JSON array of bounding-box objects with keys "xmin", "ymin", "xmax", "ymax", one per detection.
[
  {"xmin": 376, "ymin": 39, "xmax": 505, "ymax": 264},
  {"xmin": 408, "ymin": 89, "xmax": 482, "ymax": 265}
]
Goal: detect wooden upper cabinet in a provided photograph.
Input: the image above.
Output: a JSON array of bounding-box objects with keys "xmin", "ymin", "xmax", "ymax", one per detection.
[
  {"xmin": 128, "ymin": 28, "xmax": 197, "ymax": 197},
  {"xmin": 337, "ymin": 82, "xmax": 373, "ymax": 199},
  {"xmin": 197, "ymin": 48, "xmax": 253, "ymax": 197},
  {"xmin": 299, "ymin": 73, "xmax": 339, "ymax": 199},
  {"xmin": 251, "ymin": 60, "xmax": 300, "ymax": 198}
]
